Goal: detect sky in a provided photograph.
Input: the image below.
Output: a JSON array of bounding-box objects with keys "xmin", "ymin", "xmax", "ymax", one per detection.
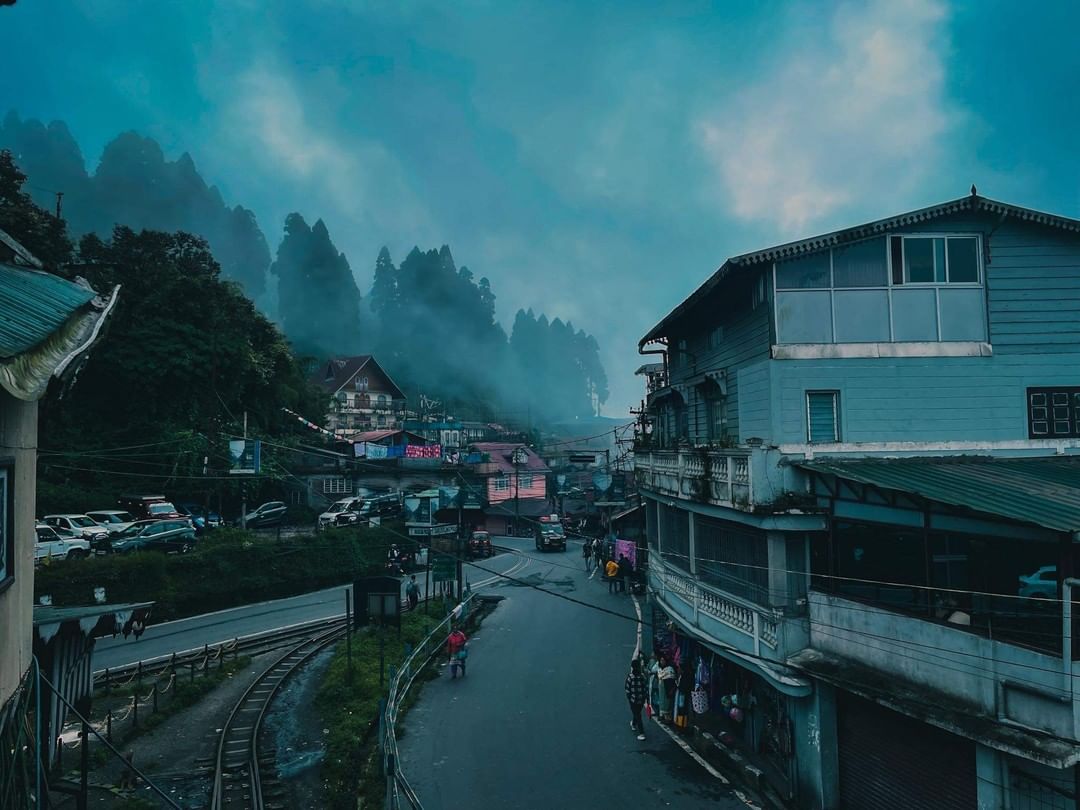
[{"xmin": 3, "ymin": 0, "xmax": 1079, "ymax": 415}]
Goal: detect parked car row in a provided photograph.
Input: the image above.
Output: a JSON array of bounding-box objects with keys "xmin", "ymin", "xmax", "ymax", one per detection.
[{"xmin": 317, "ymin": 492, "xmax": 401, "ymax": 529}]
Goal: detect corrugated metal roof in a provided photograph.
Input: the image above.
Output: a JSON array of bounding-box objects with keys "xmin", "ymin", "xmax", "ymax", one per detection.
[
  {"xmin": 0, "ymin": 262, "xmax": 96, "ymax": 359},
  {"xmin": 799, "ymin": 456, "xmax": 1080, "ymax": 533},
  {"xmin": 640, "ymin": 193, "xmax": 1080, "ymax": 346}
]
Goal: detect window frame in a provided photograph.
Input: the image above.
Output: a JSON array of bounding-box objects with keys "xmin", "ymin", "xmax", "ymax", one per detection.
[
  {"xmin": 1027, "ymin": 386, "xmax": 1080, "ymax": 439},
  {"xmin": 806, "ymin": 391, "xmax": 841, "ymax": 443},
  {"xmin": 773, "ymin": 233, "xmax": 986, "ymax": 346},
  {"xmin": 494, "ymin": 475, "xmax": 510, "ymax": 492}
]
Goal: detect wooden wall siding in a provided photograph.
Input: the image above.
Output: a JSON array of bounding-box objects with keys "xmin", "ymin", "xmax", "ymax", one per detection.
[
  {"xmin": 771, "ymin": 353, "xmax": 1080, "ymax": 444},
  {"xmin": 486, "ymin": 475, "xmax": 547, "ymax": 504},
  {"xmin": 737, "ymin": 361, "xmax": 771, "ymax": 441},
  {"xmin": 668, "ymin": 282, "xmax": 772, "ymax": 444}
]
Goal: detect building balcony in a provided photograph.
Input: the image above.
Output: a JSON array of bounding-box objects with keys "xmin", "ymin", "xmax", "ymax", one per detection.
[
  {"xmin": 635, "ymin": 447, "xmax": 753, "ymax": 510},
  {"xmin": 650, "ymin": 561, "xmax": 806, "ymax": 664}
]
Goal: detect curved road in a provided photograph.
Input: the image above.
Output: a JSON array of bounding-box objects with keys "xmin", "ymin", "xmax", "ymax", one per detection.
[
  {"xmin": 398, "ymin": 537, "xmax": 756, "ymax": 809},
  {"xmin": 92, "ymin": 550, "xmax": 529, "ymax": 673}
]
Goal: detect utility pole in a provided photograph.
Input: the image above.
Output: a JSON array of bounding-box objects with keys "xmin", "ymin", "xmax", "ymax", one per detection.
[
  {"xmin": 55, "ymin": 191, "xmax": 64, "ymax": 221},
  {"xmin": 240, "ymin": 411, "xmax": 248, "ymax": 529}
]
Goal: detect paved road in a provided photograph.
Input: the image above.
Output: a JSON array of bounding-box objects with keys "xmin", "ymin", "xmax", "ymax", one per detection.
[
  {"xmin": 93, "ymin": 549, "xmax": 527, "ymax": 672},
  {"xmin": 398, "ymin": 537, "xmax": 751, "ymax": 809}
]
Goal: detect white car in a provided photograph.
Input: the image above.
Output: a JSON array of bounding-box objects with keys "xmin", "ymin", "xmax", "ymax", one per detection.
[
  {"xmin": 86, "ymin": 509, "xmax": 137, "ymax": 536},
  {"xmin": 35, "ymin": 524, "xmax": 90, "ymax": 563},
  {"xmin": 43, "ymin": 514, "xmax": 110, "ymax": 544},
  {"xmin": 1018, "ymin": 565, "xmax": 1057, "ymax": 599},
  {"xmin": 318, "ymin": 498, "xmax": 363, "ymax": 528}
]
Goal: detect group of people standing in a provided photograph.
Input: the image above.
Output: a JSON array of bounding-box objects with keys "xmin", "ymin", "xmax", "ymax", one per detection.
[
  {"xmin": 582, "ymin": 537, "xmax": 638, "ymax": 594},
  {"xmin": 623, "ymin": 652, "xmax": 680, "ymax": 741}
]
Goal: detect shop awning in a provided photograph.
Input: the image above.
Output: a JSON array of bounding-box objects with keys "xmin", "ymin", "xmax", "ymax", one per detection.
[{"xmin": 799, "ymin": 456, "xmax": 1080, "ymax": 533}]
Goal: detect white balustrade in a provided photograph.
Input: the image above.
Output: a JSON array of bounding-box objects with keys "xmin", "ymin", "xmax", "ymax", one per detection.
[
  {"xmin": 635, "ymin": 448, "xmax": 753, "ymax": 510},
  {"xmin": 656, "ymin": 563, "xmax": 778, "ymax": 651}
]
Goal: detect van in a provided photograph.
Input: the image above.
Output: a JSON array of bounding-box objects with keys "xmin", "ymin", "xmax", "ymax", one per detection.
[{"xmin": 117, "ymin": 494, "xmax": 181, "ymax": 521}]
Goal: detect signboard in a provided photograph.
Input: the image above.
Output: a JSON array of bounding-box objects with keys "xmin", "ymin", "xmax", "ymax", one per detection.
[
  {"xmin": 595, "ymin": 472, "xmax": 627, "ymax": 507},
  {"xmin": 438, "ymin": 486, "xmax": 460, "ymax": 510},
  {"xmin": 431, "ymin": 552, "xmax": 456, "ymax": 582},
  {"xmin": 403, "ymin": 497, "xmax": 432, "ymax": 523},
  {"xmin": 570, "ymin": 453, "xmax": 598, "ymax": 464},
  {"xmin": 228, "ymin": 439, "xmax": 261, "ymax": 474},
  {"xmin": 408, "ymin": 524, "xmax": 457, "ymax": 537}
]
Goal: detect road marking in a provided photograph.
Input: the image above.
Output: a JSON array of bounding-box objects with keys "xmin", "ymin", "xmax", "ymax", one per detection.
[{"xmin": 631, "ymin": 593, "xmax": 643, "ymax": 659}]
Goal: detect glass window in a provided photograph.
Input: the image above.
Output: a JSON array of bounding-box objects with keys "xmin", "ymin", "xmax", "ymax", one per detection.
[
  {"xmin": 947, "ymin": 237, "xmax": 979, "ymax": 282},
  {"xmin": 1027, "ymin": 387, "xmax": 1080, "ymax": 438},
  {"xmin": 807, "ymin": 391, "xmax": 840, "ymax": 443},
  {"xmin": 904, "ymin": 237, "xmax": 943, "ymax": 283},
  {"xmin": 833, "ymin": 238, "xmax": 888, "ymax": 287},
  {"xmin": 495, "ymin": 475, "xmax": 510, "ymax": 492},
  {"xmin": 696, "ymin": 517, "xmax": 768, "ymax": 605},
  {"xmin": 658, "ymin": 503, "xmax": 690, "ymax": 571},
  {"xmin": 0, "ymin": 467, "xmax": 9, "ymax": 586},
  {"xmin": 833, "ymin": 521, "xmax": 927, "ymax": 612},
  {"xmin": 776, "ymin": 252, "xmax": 830, "ymax": 290},
  {"xmin": 707, "ymin": 396, "xmax": 727, "ymax": 441}
]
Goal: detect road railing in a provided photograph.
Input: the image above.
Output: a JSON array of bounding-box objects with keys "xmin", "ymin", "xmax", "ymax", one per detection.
[{"xmin": 382, "ymin": 594, "xmax": 476, "ymax": 810}]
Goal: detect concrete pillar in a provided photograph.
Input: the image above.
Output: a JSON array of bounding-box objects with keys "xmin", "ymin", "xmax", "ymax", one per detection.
[
  {"xmin": 767, "ymin": 530, "xmax": 788, "ymax": 609},
  {"xmin": 975, "ymin": 744, "xmax": 1005, "ymax": 810},
  {"xmin": 688, "ymin": 511, "xmax": 697, "ymax": 575},
  {"xmin": 792, "ymin": 681, "xmax": 840, "ymax": 810}
]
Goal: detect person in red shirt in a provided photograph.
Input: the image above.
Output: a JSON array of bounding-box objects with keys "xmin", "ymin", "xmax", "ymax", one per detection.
[{"xmin": 447, "ymin": 629, "xmax": 468, "ymax": 678}]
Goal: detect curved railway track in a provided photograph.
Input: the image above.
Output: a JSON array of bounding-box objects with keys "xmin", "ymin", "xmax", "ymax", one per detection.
[
  {"xmin": 206, "ymin": 547, "xmax": 527, "ymax": 809},
  {"xmin": 210, "ymin": 624, "xmax": 345, "ymax": 810}
]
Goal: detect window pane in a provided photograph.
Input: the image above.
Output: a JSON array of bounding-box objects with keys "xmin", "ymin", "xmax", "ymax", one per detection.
[
  {"xmin": 947, "ymin": 237, "xmax": 979, "ymax": 282},
  {"xmin": 904, "ymin": 238, "xmax": 936, "ymax": 283},
  {"xmin": 807, "ymin": 392, "xmax": 838, "ymax": 442},
  {"xmin": 833, "ymin": 238, "xmax": 888, "ymax": 287},
  {"xmin": 776, "ymin": 252, "xmax": 830, "ymax": 289},
  {"xmin": 934, "ymin": 238, "xmax": 946, "ymax": 282}
]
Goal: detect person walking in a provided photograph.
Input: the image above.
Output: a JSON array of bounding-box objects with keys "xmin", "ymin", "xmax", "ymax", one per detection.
[
  {"xmin": 592, "ymin": 537, "xmax": 603, "ymax": 572},
  {"xmin": 582, "ymin": 538, "xmax": 593, "ymax": 571},
  {"xmin": 625, "ymin": 658, "xmax": 648, "ymax": 740},
  {"xmin": 405, "ymin": 575, "xmax": 420, "ymax": 611},
  {"xmin": 447, "ymin": 628, "xmax": 468, "ymax": 678}
]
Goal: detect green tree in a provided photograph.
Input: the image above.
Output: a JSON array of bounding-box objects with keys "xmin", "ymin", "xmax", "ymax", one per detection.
[{"xmin": 0, "ymin": 148, "xmax": 73, "ymax": 268}]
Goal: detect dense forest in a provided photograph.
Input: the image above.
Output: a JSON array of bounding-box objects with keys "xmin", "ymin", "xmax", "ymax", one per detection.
[{"xmin": 0, "ymin": 112, "xmax": 609, "ymax": 422}]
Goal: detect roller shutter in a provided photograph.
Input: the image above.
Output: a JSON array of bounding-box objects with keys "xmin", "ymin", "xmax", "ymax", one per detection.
[{"xmin": 838, "ymin": 692, "xmax": 976, "ymax": 810}]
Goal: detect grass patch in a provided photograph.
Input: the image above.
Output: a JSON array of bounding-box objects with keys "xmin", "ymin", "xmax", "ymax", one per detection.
[{"xmin": 316, "ymin": 599, "xmax": 498, "ymax": 809}]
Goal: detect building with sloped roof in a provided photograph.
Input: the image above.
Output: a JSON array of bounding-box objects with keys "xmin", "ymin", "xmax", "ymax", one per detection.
[
  {"xmin": 0, "ymin": 228, "xmax": 119, "ymax": 803},
  {"xmin": 635, "ymin": 192, "xmax": 1080, "ymax": 809},
  {"xmin": 309, "ymin": 355, "xmax": 407, "ymax": 436}
]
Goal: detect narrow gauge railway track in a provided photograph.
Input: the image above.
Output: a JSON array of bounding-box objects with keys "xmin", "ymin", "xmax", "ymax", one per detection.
[{"xmin": 210, "ymin": 624, "xmax": 345, "ymax": 810}]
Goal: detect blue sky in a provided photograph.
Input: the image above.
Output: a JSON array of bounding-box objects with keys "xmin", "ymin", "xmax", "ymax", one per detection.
[{"xmin": 3, "ymin": 0, "xmax": 1079, "ymax": 414}]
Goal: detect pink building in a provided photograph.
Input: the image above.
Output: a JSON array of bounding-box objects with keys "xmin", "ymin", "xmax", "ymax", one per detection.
[{"xmin": 468, "ymin": 443, "xmax": 551, "ymax": 534}]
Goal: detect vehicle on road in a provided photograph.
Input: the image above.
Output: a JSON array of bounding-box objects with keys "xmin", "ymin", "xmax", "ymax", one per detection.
[
  {"xmin": 35, "ymin": 524, "xmax": 90, "ymax": 563},
  {"xmin": 534, "ymin": 514, "xmax": 567, "ymax": 552},
  {"xmin": 117, "ymin": 494, "xmax": 182, "ymax": 520},
  {"xmin": 1018, "ymin": 565, "xmax": 1058, "ymax": 599},
  {"xmin": 86, "ymin": 509, "xmax": 137, "ymax": 536},
  {"xmin": 467, "ymin": 531, "xmax": 493, "ymax": 559},
  {"xmin": 318, "ymin": 497, "xmax": 365, "ymax": 529},
  {"xmin": 110, "ymin": 519, "xmax": 197, "ymax": 554},
  {"xmin": 43, "ymin": 514, "xmax": 110, "ymax": 544},
  {"xmin": 356, "ymin": 492, "xmax": 401, "ymax": 521},
  {"xmin": 239, "ymin": 501, "xmax": 288, "ymax": 528}
]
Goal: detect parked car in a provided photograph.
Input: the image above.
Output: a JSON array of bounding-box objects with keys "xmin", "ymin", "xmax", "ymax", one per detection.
[
  {"xmin": 92, "ymin": 519, "xmax": 158, "ymax": 554},
  {"xmin": 86, "ymin": 509, "xmax": 137, "ymax": 536},
  {"xmin": 534, "ymin": 515, "xmax": 567, "ymax": 552},
  {"xmin": 318, "ymin": 498, "xmax": 364, "ymax": 529},
  {"xmin": 1018, "ymin": 565, "xmax": 1058, "ymax": 599},
  {"xmin": 43, "ymin": 514, "xmax": 110, "ymax": 544},
  {"xmin": 356, "ymin": 493, "xmax": 401, "ymax": 521},
  {"xmin": 239, "ymin": 501, "xmax": 287, "ymax": 528},
  {"xmin": 111, "ymin": 519, "xmax": 197, "ymax": 554},
  {"xmin": 117, "ymin": 494, "xmax": 182, "ymax": 520},
  {"xmin": 468, "ymin": 530, "xmax": 493, "ymax": 559},
  {"xmin": 177, "ymin": 503, "xmax": 223, "ymax": 529},
  {"xmin": 34, "ymin": 524, "xmax": 90, "ymax": 563}
]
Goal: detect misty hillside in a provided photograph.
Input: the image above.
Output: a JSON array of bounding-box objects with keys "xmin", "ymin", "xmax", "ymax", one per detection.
[
  {"xmin": 1, "ymin": 111, "xmax": 610, "ymax": 423},
  {"xmin": 0, "ymin": 111, "xmax": 270, "ymax": 298}
]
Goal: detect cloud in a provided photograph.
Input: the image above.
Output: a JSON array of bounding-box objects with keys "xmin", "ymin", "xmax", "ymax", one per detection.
[
  {"xmin": 209, "ymin": 62, "xmax": 437, "ymax": 264},
  {"xmin": 697, "ymin": 0, "xmax": 957, "ymax": 233}
]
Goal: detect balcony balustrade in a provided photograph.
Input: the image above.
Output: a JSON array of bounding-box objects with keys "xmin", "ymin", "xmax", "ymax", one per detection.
[{"xmin": 634, "ymin": 447, "xmax": 753, "ymax": 509}]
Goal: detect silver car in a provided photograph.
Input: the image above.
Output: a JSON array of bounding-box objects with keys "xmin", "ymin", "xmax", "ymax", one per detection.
[
  {"xmin": 34, "ymin": 524, "xmax": 90, "ymax": 563},
  {"xmin": 43, "ymin": 514, "xmax": 109, "ymax": 544},
  {"xmin": 86, "ymin": 509, "xmax": 137, "ymax": 536}
]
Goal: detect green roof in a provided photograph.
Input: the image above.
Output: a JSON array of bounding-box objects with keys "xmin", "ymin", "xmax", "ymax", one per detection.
[
  {"xmin": 33, "ymin": 601, "xmax": 153, "ymax": 627},
  {"xmin": 799, "ymin": 456, "xmax": 1080, "ymax": 533},
  {"xmin": 0, "ymin": 262, "xmax": 96, "ymax": 359}
]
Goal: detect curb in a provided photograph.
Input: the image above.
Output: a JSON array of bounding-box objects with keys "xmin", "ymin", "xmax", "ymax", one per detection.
[{"xmin": 686, "ymin": 725, "xmax": 787, "ymax": 809}]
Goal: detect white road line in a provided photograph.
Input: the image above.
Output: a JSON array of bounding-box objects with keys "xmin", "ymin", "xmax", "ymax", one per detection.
[{"xmin": 631, "ymin": 593, "xmax": 643, "ymax": 660}]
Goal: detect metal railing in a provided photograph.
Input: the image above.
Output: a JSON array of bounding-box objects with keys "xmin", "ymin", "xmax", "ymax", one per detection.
[{"xmin": 383, "ymin": 595, "xmax": 476, "ymax": 809}]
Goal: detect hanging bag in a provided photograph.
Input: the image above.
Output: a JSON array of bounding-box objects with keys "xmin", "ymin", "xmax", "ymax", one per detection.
[{"xmin": 691, "ymin": 686, "xmax": 710, "ymax": 714}]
